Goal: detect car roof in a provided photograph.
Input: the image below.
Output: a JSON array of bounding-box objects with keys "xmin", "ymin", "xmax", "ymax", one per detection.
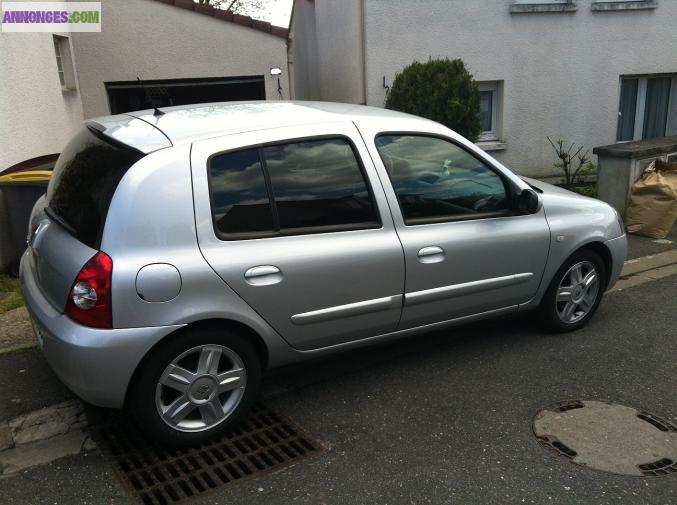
[{"xmin": 88, "ymin": 101, "xmax": 430, "ymax": 153}]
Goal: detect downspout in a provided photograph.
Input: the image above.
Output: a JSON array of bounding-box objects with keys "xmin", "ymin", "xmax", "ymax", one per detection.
[
  {"xmin": 359, "ymin": 0, "xmax": 367, "ymax": 105},
  {"xmin": 287, "ymin": 0, "xmax": 297, "ymax": 100}
]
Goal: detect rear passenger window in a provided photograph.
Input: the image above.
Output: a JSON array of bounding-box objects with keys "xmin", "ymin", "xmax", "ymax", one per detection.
[
  {"xmin": 208, "ymin": 138, "xmax": 380, "ymax": 238},
  {"xmin": 209, "ymin": 148, "xmax": 276, "ymax": 235}
]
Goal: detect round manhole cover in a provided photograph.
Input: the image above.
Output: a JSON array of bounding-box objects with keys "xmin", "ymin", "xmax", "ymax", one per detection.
[{"xmin": 533, "ymin": 400, "xmax": 677, "ymax": 476}]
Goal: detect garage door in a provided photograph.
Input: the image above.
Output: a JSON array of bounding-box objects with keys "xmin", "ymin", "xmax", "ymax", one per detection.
[{"xmin": 106, "ymin": 76, "xmax": 266, "ymax": 114}]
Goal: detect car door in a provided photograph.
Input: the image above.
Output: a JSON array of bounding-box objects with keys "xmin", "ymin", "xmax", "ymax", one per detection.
[
  {"xmin": 365, "ymin": 130, "xmax": 550, "ymax": 330},
  {"xmin": 191, "ymin": 122, "xmax": 405, "ymax": 351}
]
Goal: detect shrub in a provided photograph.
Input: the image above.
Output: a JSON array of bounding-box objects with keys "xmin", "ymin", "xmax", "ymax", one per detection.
[
  {"xmin": 546, "ymin": 137, "xmax": 597, "ymax": 189},
  {"xmin": 385, "ymin": 58, "xmax": 481, "ymax": 141}
]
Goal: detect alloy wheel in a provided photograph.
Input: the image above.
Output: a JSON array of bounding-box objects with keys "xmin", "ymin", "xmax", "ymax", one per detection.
[
  {"xmin": 155, "ymin": 344, "xmax": 246, "ymax": 432},
  {"xmin": 555, "ymin": 260, "xmax": 600, "ymax": 324}
]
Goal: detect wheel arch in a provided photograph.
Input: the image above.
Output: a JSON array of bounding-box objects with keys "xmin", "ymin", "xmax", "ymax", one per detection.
[
  {"xmin": 124, "ymin": 318, "xmax": 269, "ymax": 407},
  {"xmin": 576, "ymin": 241, "xmax": 613, "ymax": 288}
]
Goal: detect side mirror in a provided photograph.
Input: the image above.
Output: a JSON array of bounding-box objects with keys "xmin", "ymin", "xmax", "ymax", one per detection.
[{"xmin": 516, "ymin": 188, "xmax": 540, "ymax": 215}]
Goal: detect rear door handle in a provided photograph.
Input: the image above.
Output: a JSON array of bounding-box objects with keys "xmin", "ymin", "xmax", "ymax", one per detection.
[
  {"xmin": 244, "ymin": 265, "xmax": 283, "ymax": 286},
  {"xmin": 417, "ymin": 246, "xmax": 445, "ymax": 264}
]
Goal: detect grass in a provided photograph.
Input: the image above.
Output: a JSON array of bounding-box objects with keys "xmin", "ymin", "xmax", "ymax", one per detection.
[{"xmin": 0, "ymin": 274, "xmax": 24, "ymax": 315}]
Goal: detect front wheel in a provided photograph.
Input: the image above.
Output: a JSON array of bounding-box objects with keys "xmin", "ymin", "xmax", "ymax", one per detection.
[
  {"xmin": 129, "ymin": 328, "xmax": 261, "ymax": 447},
  {"xmin": 539, "ymin": 250, "xmax": 607, "ymax": 332}
]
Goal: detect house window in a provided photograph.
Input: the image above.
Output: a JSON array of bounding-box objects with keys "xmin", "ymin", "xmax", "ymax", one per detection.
[
  {"xmin": 510, "ymin": 0, "xmax": 577, "ymax": 13},
  {"xmin": 478, "ymin": 82, "xmax": 502, "ymax": 142},
  {"xmin": 52, "ymin": 35, "xmax": 76, "ymax": 90},
  {"xmin": 53, "ymin": 36, "xmax": 65, "ymax": 87},
  {"xmin": 592, "ymin": 1, "xmax": 657, "ymax": 11},
  {"xmin": 617, "ymin": 75, "xmax": 677, "ymax": 141}
]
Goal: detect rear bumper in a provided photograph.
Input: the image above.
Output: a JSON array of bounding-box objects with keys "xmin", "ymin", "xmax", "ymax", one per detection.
[
  {"xmin": 20, "ymin": 251, "xmax": 184, "ymax": 408},
  {"xmin": 604, "ymin": 234, "xmax": 627, "ymax": 290}
]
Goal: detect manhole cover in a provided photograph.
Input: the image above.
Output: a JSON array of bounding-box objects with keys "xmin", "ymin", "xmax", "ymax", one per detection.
[
  {"xmin": 533, "ymin": 400, "xmax": 677, "ymax": 476},
  {"xmin": 93, "ymin": 404, "xmax": 324, "ymax": 504}
]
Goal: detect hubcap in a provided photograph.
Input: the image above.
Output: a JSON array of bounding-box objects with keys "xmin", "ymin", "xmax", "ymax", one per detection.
[
  {"xmin": 155, "ymin": 344, "xmax": 246, "ymax": 432},
  {"xmin": 556, "ymin": 261, "xmax": 600, "ymax": 324}
]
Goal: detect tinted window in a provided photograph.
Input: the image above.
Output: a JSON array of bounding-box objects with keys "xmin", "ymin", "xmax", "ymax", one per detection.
[
  {"xmin": 47, "ymin": 126, "xmax": 144, "ymax": 247},
  {"xmin": 263, "ymin": 139, "xmax": 378, "ymax": 230},
  {"xmin": 209, "ymin": 148, "xmax": 275, "ymax": 235},
  {"xmin": 375, "ymin": 135, "xmax": 508, "ymax": 223}
]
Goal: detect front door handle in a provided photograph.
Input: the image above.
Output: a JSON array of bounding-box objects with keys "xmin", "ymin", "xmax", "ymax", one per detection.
[
  {"xmin": 244, "ymin": 265, "xmax": 283, "ymax": 286},
  {"xmin": 417, "ymin": 246, "xmax": 445, "ymax": 264}
]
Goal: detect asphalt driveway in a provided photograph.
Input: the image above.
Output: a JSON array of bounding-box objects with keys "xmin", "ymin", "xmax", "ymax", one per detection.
[{"xmin": 1, "ymin": 275, "xmax": 675, "ymax": 504}]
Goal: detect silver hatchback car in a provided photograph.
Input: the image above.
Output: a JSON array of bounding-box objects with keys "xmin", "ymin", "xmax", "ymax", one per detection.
[{"xmin": 21, "ymin": 101, "xmax": 626, "ymax": 445}]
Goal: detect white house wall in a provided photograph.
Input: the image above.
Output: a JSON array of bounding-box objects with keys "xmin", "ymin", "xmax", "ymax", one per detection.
[
  {"xmin": 313, "ymin": 0, "xmax": 365, "ymax": 104},
  {"xmin": 71, "ymin": 0, "xmax": 290, "ymax": 119},
  {"xmin": 290, "ymin": 0, "xmax": 320, "ymax": 100},
  {"xmin": 304, "ymin": 0, "xmax": 677, "ymax": 178},
  {"xmin": 0, "ymin": 33, "xmax": 83, "ymax": 169}
]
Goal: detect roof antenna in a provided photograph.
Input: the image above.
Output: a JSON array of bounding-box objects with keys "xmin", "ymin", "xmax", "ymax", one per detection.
[{"xmin": 137, "ymin": 76, "xmax": 165, "ymax": 117}]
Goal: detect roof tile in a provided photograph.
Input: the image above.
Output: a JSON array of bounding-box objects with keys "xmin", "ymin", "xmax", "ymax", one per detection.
[{"xmin": 154, "ymin": 0, "xmax": 288, "ymax": 39}]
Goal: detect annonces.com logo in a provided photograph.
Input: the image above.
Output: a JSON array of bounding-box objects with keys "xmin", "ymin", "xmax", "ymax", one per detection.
[{"xmin": 1, "ymin": 2, "xmax": 101, "ymax": 32}]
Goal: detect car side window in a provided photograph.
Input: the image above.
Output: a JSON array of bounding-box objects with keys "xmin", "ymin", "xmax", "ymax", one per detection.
[
  {"xmin": 374, "ymin": 134, "xmax": 509, "ymax": 224},
  {"xmin": 209, "ymin": 148, "xmax": 276, "ymax": 235},
  {"xmin": 208, "ymin": 137, "xmax": 380, "ymax": 238}
]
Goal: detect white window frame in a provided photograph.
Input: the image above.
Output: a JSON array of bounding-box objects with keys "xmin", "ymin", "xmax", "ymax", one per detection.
[
  {"xmin": 618, "ymin": 74, "xmax": 677, "ymax": 142},
  {"xmin": 52, "ymin": 35, "xmax": 76, "ymax": 91},
  {"xmin": 52, "ymin": 35, "xmax": 65, "ymax": 87},
  {"xmin": 478, "ymin": 82, "xmax": 501, "ymax": 142}
]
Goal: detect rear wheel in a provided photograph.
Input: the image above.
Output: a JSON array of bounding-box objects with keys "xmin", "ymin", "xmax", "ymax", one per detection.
[
  {"xmin": 539, "ymin": 250, "xmax": 606, "ymax": 332},
  {"xmin": 129, "ymin": 327, "xmax": 261, "ymax": 447}
]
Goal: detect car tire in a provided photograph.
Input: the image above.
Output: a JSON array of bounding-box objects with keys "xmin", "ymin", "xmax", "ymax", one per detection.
[
  {"xmin": 128, "ymin": 327, "xmax": 261, "ymax": 447},
  {"xmin": 539, "ymin": 249, "xmax": 607, "ymax": 333}
]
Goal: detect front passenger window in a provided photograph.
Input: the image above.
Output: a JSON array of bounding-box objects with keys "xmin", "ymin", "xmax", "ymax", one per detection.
[{"xmin": 375, "ymin": 135, "xmax": 508, "ymax": 224}]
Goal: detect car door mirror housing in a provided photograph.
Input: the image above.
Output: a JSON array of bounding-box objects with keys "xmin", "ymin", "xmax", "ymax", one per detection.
[{"xmin": 515, "ymin": 188, "xmax": 540, "ymax": 215}]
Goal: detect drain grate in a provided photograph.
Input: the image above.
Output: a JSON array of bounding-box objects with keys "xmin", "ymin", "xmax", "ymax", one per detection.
[
  {"xmin": 636, "ymin": 411, "xmax": 677, "ymax": 433},
  {"xmin": 638, "ymin": 458, "xmax": 677, "ymax": 476},
  {"xmin": 536, "ymin": 435, "xmax": 578, "ymax": 459},
  {"xmin": 550, "ymin": 400, "xmax": 585, "ymax": 413},
  {"xmin": 93, "ymin": 404, "xmax": 323, "ymax": 505}
]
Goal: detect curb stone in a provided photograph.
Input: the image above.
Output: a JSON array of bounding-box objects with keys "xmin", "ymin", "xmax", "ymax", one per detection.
[
  {"xmin": 0, "ymin": 400, "xmax": 98, "ymax": 476},
  {"xmin": 2, "ymin": 400, "xmax": 86, "ymax": 449}
]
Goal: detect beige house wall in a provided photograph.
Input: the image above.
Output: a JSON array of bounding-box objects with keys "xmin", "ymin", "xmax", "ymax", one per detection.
[
  {"xmin": 71, "ymin": 0, "xmax": 291, "ymax": 119},
  {"xmin": 0, "ymin": 32, "xmax": 83, "ymax": 169}
]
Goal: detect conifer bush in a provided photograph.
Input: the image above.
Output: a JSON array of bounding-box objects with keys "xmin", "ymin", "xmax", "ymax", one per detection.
[{"xmin": 385, "ymin": 58, "xmax": 481, "ymax": 141}]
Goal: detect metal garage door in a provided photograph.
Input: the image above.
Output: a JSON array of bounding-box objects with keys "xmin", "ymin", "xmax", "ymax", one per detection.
[{"xmin": 106, "ymin": 76, "xmax": 266, "ymax": 114}]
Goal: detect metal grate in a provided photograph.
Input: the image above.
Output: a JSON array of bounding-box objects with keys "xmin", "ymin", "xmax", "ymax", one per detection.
[
  {"xmin": 94, "ymin": 404, "xmax": 323, "ymax": 505},
  {"xmin": 638, "ymin": 458, "xmax": 677, "ymax": 476},
  {"xmin": 536, "ymin": 435, "xmax": 578, "ymax": 459},
  {"xmin": 550, "ymin": 400, "xmax": 584, "ymax": 413},
  {"xmin": 636, "ymin": 411, "xmax": 677, "ymax": 433}
]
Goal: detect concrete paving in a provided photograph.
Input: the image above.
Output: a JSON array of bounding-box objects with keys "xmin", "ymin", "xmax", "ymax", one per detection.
[
  {"xmin": 0, "ymin": 307, "xmax": 34, "ymax": 354},
  {"xmin": 0, "ymin": 275, "xmax": 674, "ymax": 504},
  {"xmin": 0, "ymin": 348, "xmax": 72, "ymax": 422},
  {"xmin": 626, "ymin": 223, "xmax": 677, "ymax": 260}
]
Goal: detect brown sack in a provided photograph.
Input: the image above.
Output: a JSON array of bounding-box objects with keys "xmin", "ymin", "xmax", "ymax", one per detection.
[{"xmin": 625, "ymin": 159, "xmax": 677, "ymax": 239}]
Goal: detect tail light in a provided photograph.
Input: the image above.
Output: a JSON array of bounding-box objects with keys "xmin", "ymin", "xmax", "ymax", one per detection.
[{"xmin": 66, "ymin": 251, "xmax": 113, "ymax": 329}]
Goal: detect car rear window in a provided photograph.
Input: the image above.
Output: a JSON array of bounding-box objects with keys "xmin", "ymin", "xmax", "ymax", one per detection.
[
  {"xmin": 46, "ymin": 126, "xmax": 144, "ymax": 247},
  {"xmin": 208, "ymin": 137, "xmax": 380, "ymax": 239}
]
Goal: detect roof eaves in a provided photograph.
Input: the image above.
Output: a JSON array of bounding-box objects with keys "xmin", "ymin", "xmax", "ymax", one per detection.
[{"xmin": 156, "ymin": 0, "xmax": 290, "ymax": 39}]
